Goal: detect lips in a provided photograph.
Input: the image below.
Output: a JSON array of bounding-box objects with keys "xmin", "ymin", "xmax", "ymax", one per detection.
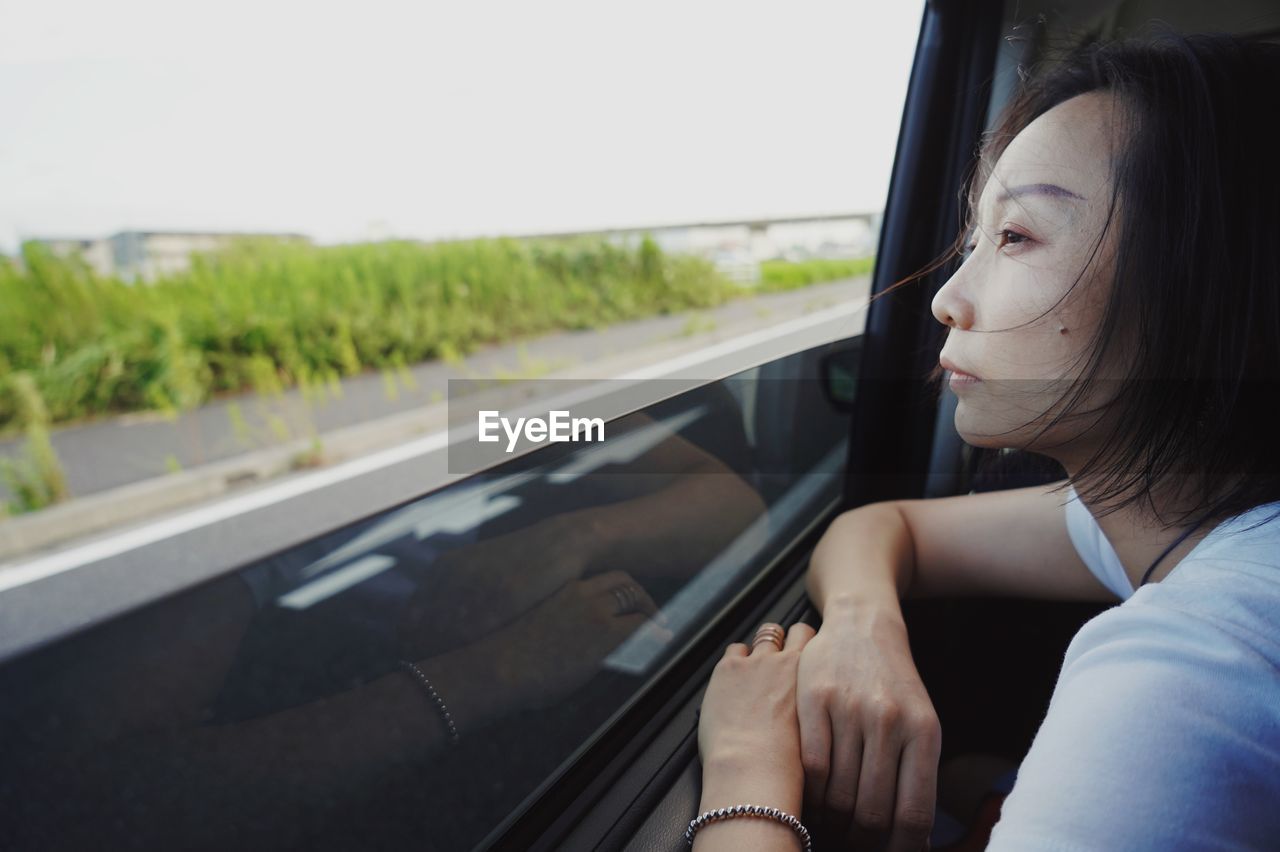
[{"xmin": 939, "ymin": 356, "xmax": 981, "ymax": 381}]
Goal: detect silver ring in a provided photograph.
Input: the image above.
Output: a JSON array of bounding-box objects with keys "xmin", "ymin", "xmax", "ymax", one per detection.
[{"xmin": 611, "ymin": 583, "xmax": 642, "ymax": 616}]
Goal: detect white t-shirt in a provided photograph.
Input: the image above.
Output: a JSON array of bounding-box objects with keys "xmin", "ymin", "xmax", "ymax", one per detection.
[{"xmin": 986, "ymin": 484, "xmax": 1280, "ymax": 851}]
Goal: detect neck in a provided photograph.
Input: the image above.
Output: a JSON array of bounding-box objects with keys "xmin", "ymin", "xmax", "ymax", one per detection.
[
  {"xmin": 1055, "ymin": 456, "xmax": 1222, "ymax": 590},
  {"xmin": 1088, "ymin": 499, "xmax": 1214, "ymax": 589}
]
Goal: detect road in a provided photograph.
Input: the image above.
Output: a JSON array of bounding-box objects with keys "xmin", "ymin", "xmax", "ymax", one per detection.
[
  {"xmin": 1, "ymin": 277, "xmax": 868, "ymax": 499},
  {"xmin": 0, "ymin": 277, "xmax": 871, "ymax": 661}
]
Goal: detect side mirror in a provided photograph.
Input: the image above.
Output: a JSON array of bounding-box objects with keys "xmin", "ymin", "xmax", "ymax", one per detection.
[{"xmin": 819, "ymin": 345, "xmax": 860, "ymax": 413}]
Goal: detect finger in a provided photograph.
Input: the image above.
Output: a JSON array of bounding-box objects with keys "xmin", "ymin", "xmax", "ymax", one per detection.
[
  {"xmin": 886, "ymin": 725, "xmax": 942, "ymax": 852},
  {"xmin": 583, "ymin": 573, "xmax": 658, "ymax": 618},
  {"xmin": 796, "ymin": 680, "xmax": 832, "ymax": 814},
  {"xmin": 578, "ymin": 569, "xmax": 641, "ymax": 594},
  {"xmin": 824, "ymin": 714, "xmax": 864, "ymax": 836},
  {"xmin": 849, "ymin": 722, "xmax": 905, "ymax": 845},
  {"xmin": 584, "ymin": 574, "xmax": 666, "ymax": 623},
  {"xmin": 785, "ymin": 621, "xmax": 817, "ymax": 654},
  {"xmin": 620, "ymin": 581, "xmax": 661, "ymax": 620},
  {"xmin": 724, "ymin": 643, "xmax": 750, "ymax": 658},
  {"xmin": 748, "ymin": 621, "xmax": 786, "ymax": 655}
]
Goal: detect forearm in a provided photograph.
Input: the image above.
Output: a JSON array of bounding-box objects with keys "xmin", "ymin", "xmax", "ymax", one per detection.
[
  {"xmin": 806, "ymin": 501, "xmax": 915, "ymax": 618},
  {"xmin": 695, "ymin": 755, "xmax": 807, "ymax": 852},
  {"xmin": 195, "ymin": 643, "xmax": 508, "ymax": 776},
  {"xmin": 44, "ymin": 642, "xmax": 513, "ymax": 847},
  {"xmin": 572, "ymin": 466, "xmax": 766, "ymax": 582}
]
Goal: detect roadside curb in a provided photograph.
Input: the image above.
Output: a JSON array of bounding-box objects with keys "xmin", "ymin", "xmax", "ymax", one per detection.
[{"xmin": 0, "ymin": 403, "xmax": 450, "ymax": 563}]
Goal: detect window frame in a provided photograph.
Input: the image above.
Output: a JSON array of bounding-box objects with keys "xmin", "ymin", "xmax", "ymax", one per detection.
[{"xmin": 0, "ymin": 1, "xmax": 1007, "ymax": 848}]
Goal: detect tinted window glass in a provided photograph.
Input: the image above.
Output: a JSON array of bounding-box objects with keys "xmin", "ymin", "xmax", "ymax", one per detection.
[{"xmin": 0, "ymin": 341, "xmax": 855, "ymax": 850}]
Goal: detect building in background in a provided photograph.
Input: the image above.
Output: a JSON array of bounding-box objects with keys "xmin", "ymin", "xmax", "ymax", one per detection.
[
  {"xmin": 29, "ymin": 237, "xmax": 117, "ymax": 277},
  {"xmin": 532, "ymin": 212, "xmax": 881, "ymax": 284},
  {"xmin": 27, "ymin": 214, "xmax": 879, "ymax": 285},
  {"xmin": 31, "ymin": 231, "xmax": 310, "ymax": 281}
]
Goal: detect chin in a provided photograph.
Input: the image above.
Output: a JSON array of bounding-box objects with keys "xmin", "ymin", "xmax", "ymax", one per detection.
[
  {"xmin": 952, "ymin": 405, "xmax": 1042, "ymax": 451},
  {"xmin": 952, "ymin": 418, "xmax": 1006, "ymax": 450}
]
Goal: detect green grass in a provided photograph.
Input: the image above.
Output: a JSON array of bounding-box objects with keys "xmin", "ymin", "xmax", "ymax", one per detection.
[
  {"xmin": 0, "ymin": 238, "xmax": 874, "ymax": 431},
  {"xmin": 0, "ymin": 236, "xmax": 734, "ymax": 429},
  {"xmin": 0, "ymin": 373, "xmax": 70, "ymax": 514},
  {"xmin": 757, "ymin": 256, "xmax": 875, "ymax": 291}
]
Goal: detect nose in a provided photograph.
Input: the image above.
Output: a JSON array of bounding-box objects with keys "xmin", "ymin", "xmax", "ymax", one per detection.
[{"xmin": 931, "ymin": 269, "xmax": 974, "ymax": 330}]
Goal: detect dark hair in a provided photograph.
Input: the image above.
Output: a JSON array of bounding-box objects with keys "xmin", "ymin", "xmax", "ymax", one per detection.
[{"xmin": 892, "ymin": 28, "xmax": 1280, "ymax": 534}]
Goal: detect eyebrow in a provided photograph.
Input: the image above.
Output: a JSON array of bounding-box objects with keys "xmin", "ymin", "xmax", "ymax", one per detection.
[{"xmin": 994, "ymin": 182, "xmax": 1086, "ymax": 206}]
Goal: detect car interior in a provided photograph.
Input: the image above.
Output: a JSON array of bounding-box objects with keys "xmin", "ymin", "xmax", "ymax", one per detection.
[
  {"xmin": 3, "ymin": 1, "xmax": 1279, "ymax": 851},
  {"xmin": 501, "ymin": 2, "xmax": 1280, "ymax": 849}
]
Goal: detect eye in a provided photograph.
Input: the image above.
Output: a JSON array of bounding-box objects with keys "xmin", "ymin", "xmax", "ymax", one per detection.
[
  {"xmin": 959, "ymin": 227, "xmax": 1031, "ymax": 262},
  {"xmin": 995, "ymin": 228, "xmax": 1030, "ymax": 250}
]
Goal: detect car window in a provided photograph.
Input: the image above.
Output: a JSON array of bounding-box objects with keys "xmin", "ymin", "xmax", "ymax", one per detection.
[
  {"xmin": 0, "ymin": 343, "xmax": 857, "ymax": 850},
  {"xmin": 0, "ymin": 2, "xmax": 922, "ymax": 848}
]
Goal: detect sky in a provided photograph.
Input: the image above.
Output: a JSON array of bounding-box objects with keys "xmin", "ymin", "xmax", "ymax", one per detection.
[{"xmin": 0, "ymin": 0, "xmax": 923, "ymax": 252}]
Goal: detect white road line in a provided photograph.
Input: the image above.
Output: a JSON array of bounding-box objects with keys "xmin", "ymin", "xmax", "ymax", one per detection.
[
  {"xmin": 0, "ymin": 299, "xmax": 863, "ymax": 593},
  {"xmin": 0, "ymin": 430, "xmax": 452, "ymax": 594},
  {"xmin": 276, "ymin": 555, "xmax": 398, "ymax": 610}
]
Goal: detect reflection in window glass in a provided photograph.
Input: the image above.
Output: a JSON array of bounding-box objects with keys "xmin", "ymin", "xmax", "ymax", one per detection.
[
  {"xmin": 1, "ymin": 0, "xmax": 919, "ymax": 846},
  {"xmin": 1, "ymin": 343, "xmax": 856, "ymax": 850}
]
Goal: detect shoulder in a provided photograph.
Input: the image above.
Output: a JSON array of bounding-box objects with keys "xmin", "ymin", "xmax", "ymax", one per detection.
[
  {"xmin": 1145, "ymin": 502, "xmax": 1280, "ymax": 659},
  {"xmin": 988, "ymin": 593, "xmax": 1280, "ymax": 851}
]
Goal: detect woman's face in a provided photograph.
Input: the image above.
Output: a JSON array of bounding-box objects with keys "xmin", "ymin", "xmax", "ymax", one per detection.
[{"xmin": 931, "ymin": 90, "xmax": 1128, "ymax": 458}]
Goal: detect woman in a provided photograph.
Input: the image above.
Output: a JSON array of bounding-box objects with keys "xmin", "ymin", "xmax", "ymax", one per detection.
[{"xmin": 691, "ymin": 31, "xmax": 1280, "ymax": 851}]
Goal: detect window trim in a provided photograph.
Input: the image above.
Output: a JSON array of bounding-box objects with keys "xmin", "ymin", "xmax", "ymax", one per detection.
[{"xmin": 842, "ymin": 0, "xmax": 1001, "ymax": 511}]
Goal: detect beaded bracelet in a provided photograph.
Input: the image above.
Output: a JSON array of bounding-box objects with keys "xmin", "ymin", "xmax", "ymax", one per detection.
[
  {"xmin": 398, "ymin": 660, "xmax": 461, "ymax": 746},
  {"xmin": 684, "ymin": 804, "xmax": 812, "ymax": 851}
]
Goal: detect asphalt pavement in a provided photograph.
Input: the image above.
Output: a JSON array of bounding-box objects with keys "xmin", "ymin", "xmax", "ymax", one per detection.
[{"xmin": 1, "ymin": 278, "xmax": 868, "ymax": 501}]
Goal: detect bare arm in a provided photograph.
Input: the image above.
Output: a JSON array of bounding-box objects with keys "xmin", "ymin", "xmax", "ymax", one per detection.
[
  {"xmin": 570, "ymin": 456, "xmax": 765, "ymax": 582},
  {"xmin": 794, "ymin": 477, "xmax": 1115, "ymax": 849},
  {"xmin": 807, "ymin": 477, "xmax": 1117, "ymax": 617},
  {"xmin": 21, "ymin": 573, "xmax": 665, "ymax": 850}
]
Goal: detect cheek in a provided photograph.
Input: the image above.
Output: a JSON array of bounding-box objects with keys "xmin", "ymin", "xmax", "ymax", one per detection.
[
  {"xmin": 1057, "ymin": 239, "xmax": 1118, "ymax": 339},
  {"xmin": 989, "ymin": 265, "xmax": 1080, "ymax": 338},
  {"xmin": 982, "ymin": 330, "xmax": 1084, "ymax": 384},
  {"xmin": 1043, "ymin": 288, "xmax": 1114, "ymax": 376}
]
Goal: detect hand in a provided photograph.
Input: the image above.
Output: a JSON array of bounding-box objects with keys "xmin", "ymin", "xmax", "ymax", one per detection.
[
  {"xmin": 469, "ymin": 569, "xmax": 674, "ymax": 713},
  {"xmin": 697, "ymin": 622, "xmax": 816, "ymax": 816},
  {"xmin": 795, "ymin": 605, "xmax": 940, "ymax": 852}
]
